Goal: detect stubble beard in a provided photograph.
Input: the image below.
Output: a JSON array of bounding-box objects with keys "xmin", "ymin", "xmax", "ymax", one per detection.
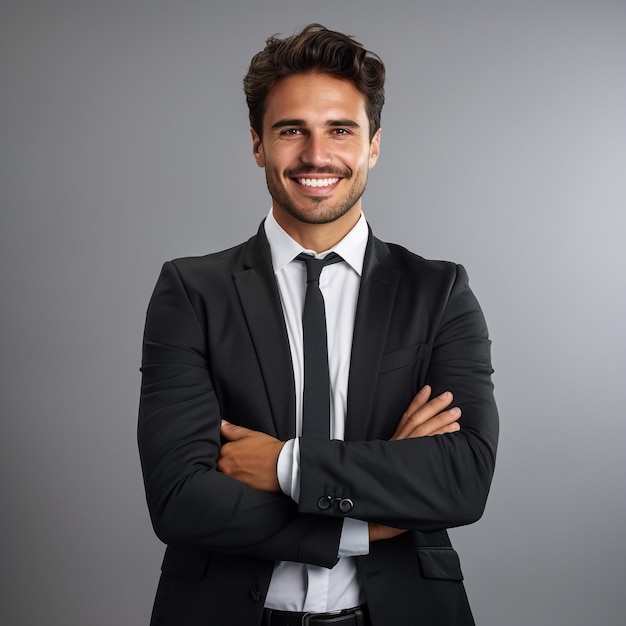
[{"xmin": 265, "ymin": 167, "xmax": 368, "ymax": 225}]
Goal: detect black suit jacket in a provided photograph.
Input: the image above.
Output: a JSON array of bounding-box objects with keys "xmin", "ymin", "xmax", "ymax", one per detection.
[{"xmin": 138, "ymin": 223, "xmax": 499, "ymax": 625}]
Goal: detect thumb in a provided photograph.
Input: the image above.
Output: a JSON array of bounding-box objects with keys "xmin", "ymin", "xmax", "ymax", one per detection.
[{"xmin": 220, "ymin": 420, "xmax": 249, "ymax": 440}]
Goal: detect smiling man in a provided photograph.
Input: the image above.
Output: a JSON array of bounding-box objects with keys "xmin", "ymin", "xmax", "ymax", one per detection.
[
  {"xmin": 138, "ymin": 24, "xmax": 498, "ymax": 626},
  {"xmin": 252, "ymin": 72, "xmax": 380, "ymax": 248}
]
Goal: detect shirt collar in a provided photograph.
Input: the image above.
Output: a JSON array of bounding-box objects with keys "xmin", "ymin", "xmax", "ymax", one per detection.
[{"xmin": 264, "ymin": 208, "xmax": 369, "ymax": 277}]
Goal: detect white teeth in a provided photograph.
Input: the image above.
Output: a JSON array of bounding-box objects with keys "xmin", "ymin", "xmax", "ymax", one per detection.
[{"xmin": 298, "ymin": 177, "xmax": 339, "ymax": 188}]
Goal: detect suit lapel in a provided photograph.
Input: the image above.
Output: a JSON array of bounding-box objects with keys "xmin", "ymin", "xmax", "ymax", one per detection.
[
  {"xmin": 346, "ymin": 234, "xmax": 399, "ymax": 441},
  {"xmin": 233, "ymin": 224, "xmax": 296, "ymax": 440}
]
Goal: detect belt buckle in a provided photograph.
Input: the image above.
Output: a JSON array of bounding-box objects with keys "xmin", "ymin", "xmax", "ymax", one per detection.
[{"xmin": 301, "ymin": 608, "xmax": 349, "ymax": 625}]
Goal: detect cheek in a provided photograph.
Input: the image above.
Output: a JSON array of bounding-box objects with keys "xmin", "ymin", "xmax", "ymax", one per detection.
[
  {"xmin": 265, "ymin": 148, "xmax": 294, "ymax": 172},
  {"xmin": 347, "ymin": 143, "xmax": 374, "ymax": 167}
]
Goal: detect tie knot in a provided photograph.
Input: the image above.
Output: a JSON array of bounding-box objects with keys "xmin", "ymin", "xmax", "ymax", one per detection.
[{"xmin": 297, "ymin": 252, "xmax": 342, "ymax": 282}]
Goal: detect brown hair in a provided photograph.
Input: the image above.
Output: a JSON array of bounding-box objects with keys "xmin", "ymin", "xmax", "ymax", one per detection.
[{"xmin": 243, "ymin": 24, "xmax": 385, "ymax": 140}]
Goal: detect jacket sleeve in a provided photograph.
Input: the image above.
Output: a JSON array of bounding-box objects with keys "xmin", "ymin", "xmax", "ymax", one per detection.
[
  {"xmin": 138, "ymin": 261, "xmax": 342, "ymax": 568},
  {"xmin": 297, "ymin": 264, "xmax": 499, "ymax": 531}
]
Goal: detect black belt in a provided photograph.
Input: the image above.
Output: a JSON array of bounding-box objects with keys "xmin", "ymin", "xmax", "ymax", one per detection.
[{"xmin": 262, "ymin": 605, "xmax": 370, "ymax": 626}]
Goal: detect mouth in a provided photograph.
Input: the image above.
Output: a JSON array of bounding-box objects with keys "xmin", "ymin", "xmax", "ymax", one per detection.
[{"xmin": 295, "ymin": 177, "xmax": 340, "ymax": 188}]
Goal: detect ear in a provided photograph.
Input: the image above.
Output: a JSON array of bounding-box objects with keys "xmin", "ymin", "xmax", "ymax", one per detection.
[
  {"xmin": 368, "ymin": 128, "xmax": 381, "ymax": 169},
  {"xmin": 251, "ymin": 128, "xmax": 265, "ymax": 167}
]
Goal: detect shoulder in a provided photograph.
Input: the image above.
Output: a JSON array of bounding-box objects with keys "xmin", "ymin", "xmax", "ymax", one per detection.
[
  {"xmin": 371, "ymin": 235, "xmax": 464, "ymax": 286},
  {"xmin": 161, "ymin": 225, "xmax": 268, "ymax": 287},
  {"xmin": 372, "ymin": 237, "xmax": 484, "ymax": 327},
  {"xmin": 144, "ymin": 224, "xmax": 270, "ymax": 316},
  {"xmin": 170, "ymin": 241, "xmax": 248, "ymax": 275}
]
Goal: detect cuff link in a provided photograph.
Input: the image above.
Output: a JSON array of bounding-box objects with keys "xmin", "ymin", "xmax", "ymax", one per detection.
[{"xmin": 317, "ymin": 495, "xmax": 354, "ymax": 513}]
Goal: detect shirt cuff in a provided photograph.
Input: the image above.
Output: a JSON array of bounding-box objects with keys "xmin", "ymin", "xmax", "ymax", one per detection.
[
  {"xmin": 278, "ymin": 439, "xmax": 369, "ymax": 558},
  {"xmin": 338, "ymin": 518, "xmax": 370, "ymax": 557},
  {"xmin": 277, "ymin": 437, "xmax": 301, "ymax": 502}
]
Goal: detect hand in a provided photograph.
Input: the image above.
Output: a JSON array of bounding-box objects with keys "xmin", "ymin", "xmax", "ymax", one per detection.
[
  {"xmin": 218, "ymin": 421, "xmax": 285, "ymax": 492},
  {"xmin": 368, "ymin": 522, "xmax": 405, "ymax": 542},
  {"xmin": 390, "ymin": 385, "xmax": 461, "ymax": 441},
  {"xmin": 370, "ymin": 386, "xmax": 461, "ymax": 542}
]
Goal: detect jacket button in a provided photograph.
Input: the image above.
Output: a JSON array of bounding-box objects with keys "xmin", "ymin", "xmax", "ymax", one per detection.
[
  {"xmin": 338, "ymin": 498, "xmax": 354, "ymax": 513},
  {"xmin": 249, "ymin": 587, "xmax": 261, "ymax": 602},
  {"xmin": 317, "ymin": 496, "xmax": 332, "ymax": 510}
]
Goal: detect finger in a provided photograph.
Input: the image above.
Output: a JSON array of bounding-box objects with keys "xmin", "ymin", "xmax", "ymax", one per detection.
[
  {"xmin": 403, "ymin": 385, "xmax": 432, "ymax": 417},
  {"xmin": 220, "ymin": 420, "xmax": 251, "ymax": 440},
  {"xmin": 391, "ymin": 390, "xmax": 455, "ymax": 440},
  {"xmin": 369, "ymin": 523, "xmax": 407, "ymax": 542},
  {"xmin": 428, "ymin": 420, "xmax": 461, "ymax": 436},
  {"xmin": 391, "ymin": 386, "xmax": 431, "ymax": 440},
  {"xmin": 405, "ymin": 406, "xmax": 461, "ymax": 438}
]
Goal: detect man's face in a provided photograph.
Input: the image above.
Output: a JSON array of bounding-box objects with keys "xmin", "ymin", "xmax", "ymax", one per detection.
[{"xmin": 251, "ymin": 72, "xmax": 381, "ymax": 232}]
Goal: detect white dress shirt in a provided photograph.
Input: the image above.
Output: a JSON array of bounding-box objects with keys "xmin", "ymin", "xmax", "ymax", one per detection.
[{"xmin": 263, "ymin": 209, "xmax": 370, "ymax": 612}]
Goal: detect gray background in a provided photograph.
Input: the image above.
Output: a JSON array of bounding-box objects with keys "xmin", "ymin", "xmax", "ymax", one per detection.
[{"xmin": 1, "ymin": 1, "xmax": 624, "ymax": 624}]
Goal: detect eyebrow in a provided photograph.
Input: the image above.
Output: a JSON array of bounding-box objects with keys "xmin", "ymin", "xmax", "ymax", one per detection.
[
  {"xmin": 270, "ymin": 119, "xmax": 361, "ymax": 130},
  {"xmin": 327, "ymin": 119, "xmax": 361, "ymax": 129}
]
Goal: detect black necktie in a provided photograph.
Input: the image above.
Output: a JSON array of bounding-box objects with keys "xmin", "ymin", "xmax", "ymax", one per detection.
[{"xmin": 297, "ymin": 252, "xmax": 342, "ymax": 439}]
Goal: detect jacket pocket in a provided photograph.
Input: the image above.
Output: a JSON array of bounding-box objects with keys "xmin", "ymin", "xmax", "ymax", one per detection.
[
  {"xmin": 161, "ymin": 546, "xmax": 211, "ymax": 580},
  {"xmin": 417, "ymin": 547, "xmax": 464, "ymax": 581},
  {"xmin": 379, "ymin": 343, "xmax": 429, "ymax": 374}
]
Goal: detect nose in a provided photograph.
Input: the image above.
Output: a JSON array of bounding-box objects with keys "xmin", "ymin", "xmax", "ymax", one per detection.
[{"xmin": 299, "ymin": 132, "xmax": 332, "ymax": 167}]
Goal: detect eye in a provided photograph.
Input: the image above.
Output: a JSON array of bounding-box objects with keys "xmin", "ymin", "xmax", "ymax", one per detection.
[
  {"xmin": 332, "ymin": 128, "xmax": 350, "ymax": 135},
  {"xmin": 280, "ymin": 128, "xmax": 303, "ymax": 136}
]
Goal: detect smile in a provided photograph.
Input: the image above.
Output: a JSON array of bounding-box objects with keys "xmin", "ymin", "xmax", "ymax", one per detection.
[{"xmin": 296, "ymin": 177, "xmax": 340, "ymax": 188}]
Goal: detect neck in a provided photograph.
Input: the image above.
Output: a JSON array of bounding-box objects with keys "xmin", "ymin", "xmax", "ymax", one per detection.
[{"xmin": 272, "ymin": 205, "xmax": 361, "ymax": 253}]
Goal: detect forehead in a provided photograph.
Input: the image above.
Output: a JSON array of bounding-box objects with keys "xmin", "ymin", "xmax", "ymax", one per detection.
[{"xmin": 263, "ymin": 73, "xmax": 368, "ymax": 126}]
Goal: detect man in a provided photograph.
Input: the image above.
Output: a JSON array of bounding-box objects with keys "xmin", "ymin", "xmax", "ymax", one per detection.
[{"xmin": 138, "ymin": 24, "xmax": 498, "ymax": 626}]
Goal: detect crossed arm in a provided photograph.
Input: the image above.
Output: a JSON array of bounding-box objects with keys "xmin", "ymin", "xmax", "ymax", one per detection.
[
  {"xmin": 139, "ymin": 259, "xmax": 497, "ymax": 566},
  {"xmin": 218, "ymin": 385, "xmax": 462, "ymax": 542}
]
